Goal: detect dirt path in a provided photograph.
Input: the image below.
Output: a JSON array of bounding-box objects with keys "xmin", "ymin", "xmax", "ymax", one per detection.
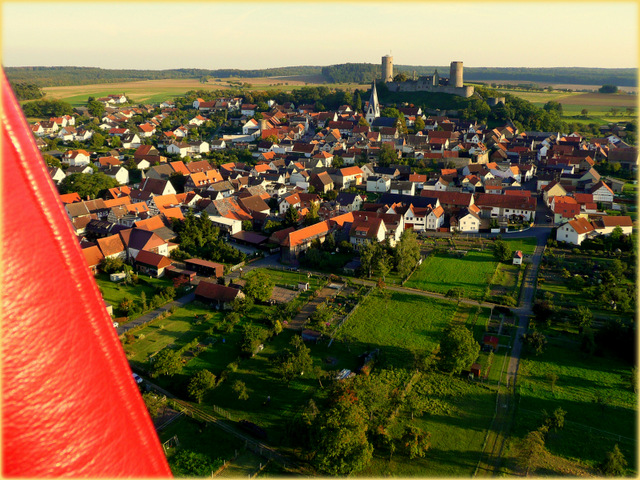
[{"xmin": 285, "ymin": 286, "xmax": 335, "ymax": 331}]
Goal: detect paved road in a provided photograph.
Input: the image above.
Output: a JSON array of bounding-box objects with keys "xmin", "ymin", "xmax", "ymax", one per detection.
[
  {"xmin": 116, "ymin": 292, "xmax": 195, "ymax": 336},
  {"xmin": 476, "ymin": 211, "xmax": 551, "ymax": 476}
]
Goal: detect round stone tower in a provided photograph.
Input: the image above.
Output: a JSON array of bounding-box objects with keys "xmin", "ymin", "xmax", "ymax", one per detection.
[
  {"xmin": 449, "ymin": 61, "xmax": 463, "ymax": 88},
  {"xmin": 382, "ymin": 55, "xmax": 393, "ymax": 83}
]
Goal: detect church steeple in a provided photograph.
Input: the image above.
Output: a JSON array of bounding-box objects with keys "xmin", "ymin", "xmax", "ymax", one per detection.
[{"xmin": 365, "ymin": 81, "xmax": 380, "ymax": 125}]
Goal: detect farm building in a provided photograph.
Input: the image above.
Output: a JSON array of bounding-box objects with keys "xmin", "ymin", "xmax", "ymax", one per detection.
[
  {"xmin": 134, "ymin": 250, "xmax": 173, "ymax": 277},
  {"xmin": 183, "ymin": 258, "xmax": 224, "ymax": 277},
  {"xmin": 194, "ymin": 281, "xmax": 244, "ymax": 309}
]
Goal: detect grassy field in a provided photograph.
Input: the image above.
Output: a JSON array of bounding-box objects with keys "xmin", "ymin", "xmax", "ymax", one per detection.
[
  {"xmin": 404, "ymin": 250, "xmax": 498, "ymax": 301},
  {"xmin": 41, "ymin": 77, "xmax": 369, "ymax": 107},
  {"xmin": 95, "ymin": 273, "xmax": 175, "ymax": 319},
  {"xmin": 507, "ymin": 342, "xmax": 636, "ymax": 474},
  {"xmin": 336, "ymin": 289, "xmax": 459, "ymax": 368},
  {"xmin": 357, "ymin": 373, "xmax": 496, "ymax": 477},
  {"xmin": 125, "ymin": 302, "xmax": 223, "ymax": 369},
  {"xmin": 503, "ymin": 237, "xmax": 537, "ymax": 255}
]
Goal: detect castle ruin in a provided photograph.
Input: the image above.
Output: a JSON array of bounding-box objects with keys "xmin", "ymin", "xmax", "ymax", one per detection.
[{"xmin": 382, "ymin": 55, "xmax": 474, "ymax": 98}]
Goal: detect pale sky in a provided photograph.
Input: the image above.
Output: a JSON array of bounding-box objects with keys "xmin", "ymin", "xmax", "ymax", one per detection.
[{"xmin": 2, "ymin": 2, "xmax": 638, "ymax": 70}]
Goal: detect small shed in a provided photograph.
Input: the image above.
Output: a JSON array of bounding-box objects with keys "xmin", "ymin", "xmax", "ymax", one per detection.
[
  {"xmin": 298, "ymin": 282, "xmax": 310, "ymax": 291},
  {"xmin": 470, "ymin": 363, "xmax": 482, "ymax": 378},
  {"xmin": 513, "ymin": 250, "xmax": 523, "ymax": 265},
  {"xmin": 483, "ymin": 334, "xmax": 499, "ymax": 352},
  {"xmin": 302, "ymin": 329, "xmax": 322, "ymax": 343}
]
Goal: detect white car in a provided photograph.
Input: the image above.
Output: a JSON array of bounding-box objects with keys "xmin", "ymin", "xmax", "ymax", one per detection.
[
  {"xmin": 113, "ymin": 322, "xmax": 119, "ymax": 328},
  {"xmin": 132, "ymin": 373, "xmax": 143, "ymax": 384}
]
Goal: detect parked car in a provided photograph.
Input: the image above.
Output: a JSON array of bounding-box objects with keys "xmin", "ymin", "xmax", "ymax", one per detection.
[{"xmin": 132, "ymin": 373, "xmax": 143, "ymax": 384}]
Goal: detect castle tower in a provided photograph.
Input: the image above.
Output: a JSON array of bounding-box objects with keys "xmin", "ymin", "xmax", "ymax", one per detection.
[
  {"xmin": 433, "ymin": 69, "xmax": 439, "ymax": 86},
  {"xmin": 381, "ymin": 55, "xmax": 393, "ymax": 83},
  {"xmin": 450, "ymin": 61, "xmax": 463, "ymax": 88},
  {"xmin": 365, "ymin": 81, "xmax": 380, "ymax": 125}
]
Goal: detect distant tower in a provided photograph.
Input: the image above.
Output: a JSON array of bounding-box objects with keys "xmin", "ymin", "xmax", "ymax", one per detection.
[
  {"xmin": 433, "ymin": 69, "xmax": 439, "ymax": 86},
  {"xmin": 450, "ymin": 61, "xmax": 463, "ymax": 88},
  {"xmin": 382, "ymin": 55, "xmax": 393, "ymax": 82},
  {"xmin": 365, "ymin": 81, "xmax": 380, "ymax": 125}
]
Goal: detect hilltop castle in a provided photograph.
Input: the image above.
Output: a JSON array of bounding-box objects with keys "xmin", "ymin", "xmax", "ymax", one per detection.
[{"xmin": 382, "ymin": 55, "xmax": 474, "ymax": 98}]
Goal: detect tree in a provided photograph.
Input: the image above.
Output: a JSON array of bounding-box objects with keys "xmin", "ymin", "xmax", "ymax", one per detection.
[
  {"xmin": 574, "ymin": 306, "xmax": 593, "ymax": 331},
  {"xmin": 600, "ymin": 444, "xmax": 627, "ymax": 476},
  {"xmin": 91, "ymin": 132, "xmax": 105, "ymax": 149},
  {"xmin": 187, "ymin": 369, "xmax": 216, "ymax": 403},
  {"xmin": 275, "ymin": 335, "xmax": 313, "ymax": 384},
  {"xmin": 493, "ymin": 239, "xmax": 512, "ymax": 263},
  {"xmin": 142, "ymin": 392, "xmax": 167, "ymax": 418},
  {"xmin": 543, "ymin": 101, "xmax": 563, "ymax": 115},
  {"xmin": 243, "ymin": 271, "xmax": 274, "ymax": 302},
  {"xmin": 284, "ymin": 205, "xmax": 300, "ymax": 227},
  {"xmin": 232, "ymin": 380, "xmax": 249, "ymax": 400},
  {"xmin": 546, "ymin": 372, "xmax": 558, "ymax": 392},
  {"xmin": 110, "ymin": 135, "xmax": 122, "ymax": 148},
  {"xmin": 354, "ymin": 91, "xmax": 362, "ymax": 112},
  {"xmin": 400, "ymin": 425, "xmax": 431, "ymax": 459},
  {"xmin": 43, "ymin": 154, "xmax": 62, "ymax": 169},
  {"xmin": 518, "ymin": 429, "xmax": 546, "ymax": 476},
  {"xmin": 542, "ymin": 407, "xmax": 566, "ymax": 431},
  {"xmin": 240, "ymin": 324, "xmax": 267, "ymax": 355},
  {"xmin": 151, "ymin": 348, "xmax": 183, "ymax": 378},
  {"xmin": 414, "ymin": 116, "xmax": 425, "ymax": 131},
  {"xmin": 59, "ymin": 172, "xmax": 119, "ymax": 199},
  {"xmin": 87, "ymin": 99, "xmax": 105, "ymax": 118},
  {"xmin": 395, "ymin": 229, "xmax": 421, "ymax": 278},
  {"xmin": 376, "ymin": 249, "xmax": 392, "ymax": 282},
  {"xmin": 599, "ymin": 85, "xmax": 619, "ymax": 94},
  {"xmin": 378, "ymin": 143, "xmax": 398, "ymax": 167},
  {"xmin": 360, "ymin": 242, "xmax": 377, "ymax": 278},
  {"xmin": 358, "ymin": 116, "xmax": 369, "ymax": 127},
  {"xmin": 312, "ymin": 393, "xmax": 373, "ymax": 475},
  {"xmin": 325, "ymin": 189, "xmax": 338, "ymax": 201},
  {"xmin": 522, "ymin": 331, "xmax": 547, "ymax": 355},
  {"xmin": 171, "ymin": 450, "xmax": 220, "ymax": 477},
  {"xmin": 393, "ymin": 73, "xmax": 408, "ymax": 82},
  {"xmin": 438, "ymin": 325, "xmax": 480, "ymax": 374},
  {"xmin": 581, "ymin": 108, "xmax": 589, "ymax": 116},
  {"xmin": 304, "ymin": 201, "xmax": 320, "ymax": 226},
  {"xmin": 99, "ymin": 256, "xmax": 124, "ymax": 274}
]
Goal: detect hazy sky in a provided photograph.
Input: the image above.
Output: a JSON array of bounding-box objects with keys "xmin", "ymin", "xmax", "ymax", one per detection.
[{"xmin": 3, "ymin": 2, "xmax": 638, "ymax": 70}]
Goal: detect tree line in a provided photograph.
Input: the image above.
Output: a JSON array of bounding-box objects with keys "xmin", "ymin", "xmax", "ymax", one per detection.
[
  {"xmin": 5, "ymin": 65, "xmax": 323, "ymax": 87},
  {"xmin": 10, "ymin": 82, "xmax": 44, "ymax": 100}
]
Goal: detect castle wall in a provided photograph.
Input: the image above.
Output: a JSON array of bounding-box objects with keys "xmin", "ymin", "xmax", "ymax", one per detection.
[{"xmin": 387, "ymin": 81, "xmax": 474, "ymax": 98}]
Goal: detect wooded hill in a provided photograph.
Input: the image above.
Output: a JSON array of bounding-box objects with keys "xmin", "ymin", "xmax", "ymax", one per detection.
[{"xmin": 5, "ymin": 64, "xmax": 636, "ymax": 88}]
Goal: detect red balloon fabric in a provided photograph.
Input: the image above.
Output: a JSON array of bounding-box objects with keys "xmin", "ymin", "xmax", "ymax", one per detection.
[{"xmin": 1, "ymin": 71, "xmax": 172, "ymax": 477}]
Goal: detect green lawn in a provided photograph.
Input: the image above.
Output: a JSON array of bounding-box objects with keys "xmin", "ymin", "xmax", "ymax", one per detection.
[
  {"xmin": 125, "ymin": 302, "xmax": 223, "ymax": 370},
  {"xmin": 246, "ymin": 267, "xmax": 324, "ymax": 290},
  {"xmin": 510, "ymin": 342, "xmax": 636, "ymax": 474},
  {"xmin": 336, "ymin": 290, "xmax": 459, "ymax": 368},
  {"xmin": 503, "ymin": 237, "xmax": 538, "ymax": 255},
  {"xmin": 202, "ymin": 327, "xmax": 323, "ymax": 449},
  {"xmin": 357, "ymin": 373, "xmax": 496, "ymax": 477},
  {"xmin": 96, "ymin": 273, "xmax": 176, "ymax": 318},
  {"xmin": 404, "ymin": 250, "xmax": 498, "ymax": 301}
]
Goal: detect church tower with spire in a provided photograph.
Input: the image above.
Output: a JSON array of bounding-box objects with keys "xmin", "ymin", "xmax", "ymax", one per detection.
[{"xmin": 365, "ymin": 81, "xmax": 380, "ymax": 125}]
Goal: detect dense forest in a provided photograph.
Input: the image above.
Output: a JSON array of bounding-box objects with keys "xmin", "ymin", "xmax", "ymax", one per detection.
[
  {"xmin": 321, "ymin": 63, "xmax": 380, "ymax": 84},
  {"xmin": 6, "ymin": 65, "xmax": 636, "ymax": 88}
]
